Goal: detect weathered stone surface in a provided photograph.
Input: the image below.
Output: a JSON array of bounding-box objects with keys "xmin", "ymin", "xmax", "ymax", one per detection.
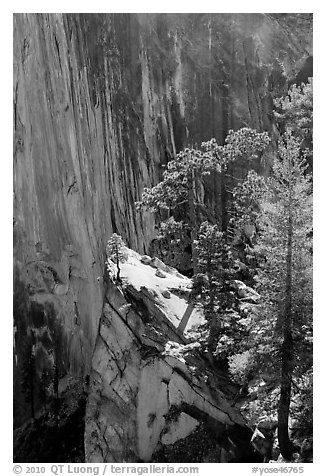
[
  {"xmin": 251, "ymin": 427, "xmax": 273, "ymax": 461},
  {"xmin": 161, "ymin": 289, "xmax": 171, "ymax": 299},
  {"xmin": 161, "ymin": 412, "xmax": 199, "ymax": 446},
  {"xmin": 155, "ymin": 268, "xmax": 166, "ymax": 278},
  {"xmin": 140, "ymin": 255, "xmax": 152, "ymax": 265},
  {"xmin": 232, "ymin": 279, "xmax": 261, "ymax": 302},
  {"xmin": 85, "ymin": 277, "xmax": 251, "ymax": 463},
  {"xmin": 150, "ymin": 257, "xmax": 170, "ymax": 272}
]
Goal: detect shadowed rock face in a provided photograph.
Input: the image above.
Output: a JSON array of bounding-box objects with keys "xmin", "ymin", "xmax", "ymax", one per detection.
[{"xmin": 13, "ymin": 13, "xmax": 312, "ymax": 430}]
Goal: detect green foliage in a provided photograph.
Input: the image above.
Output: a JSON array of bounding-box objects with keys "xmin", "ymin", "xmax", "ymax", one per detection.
[
  {"xmin": 255, "ymin": 131, "xmax": 312, "ymax": 305},
  {"xmin": 106, "ymin": 233, "xmax": 128, "ymax": 281},
  {"xmin": 138, "ymin": 73, "xmax": 312, "ymax": 459},
  {"xmin": 156, "ymin": 217, "xmax": 190, "ymax": 261},
  {"xmin": 137, "ymin": 128, "xmax": 270, "ymax": 271},
  {"xmin": 195, "ymin": 222, "xmax": 224, "ymax": 275},
  {"xmin": 136, "ymin": 147, "xmax": 211, "ymax": 213},
  {"xmin": 253, "ymin": 131, "xmax": 313, "ymax": 380},
  {"xmin": 222, "ymin": 119, "xmax": 313, "ymax": 461},
  {"xmin": 228, "ymin": 350, "xmax": 255, "ymax": 385},
  {"xmin": 106, "ymin": 233, "xmax": 128, "ymax": 263},
  {"xmin": 137, "ymin": 144, "xmax": 217, "ymax": 272},
  {"xmin": 193, "ymin": 222, "xmax": 232, "ymax": 309},
  {"xmin": 136, "ymin": 82, "xmax": 312, "ymax": 457},
  {"xmin": 291, "ymin": 369, "xmax": 313, "ymax": 437},
  {"xmin": 232, "ymin": 170, "xmax": 267, "ymax": 234},
  {"xmin": 233, "ymin": 130, "xmax": 313, "ymax": 459},
  {"xmin": 201, "ymin": 128, "xmax": 270, "ymax": 169},
  {"xmin": 157, "ymin": 217, "xmax": 190, "ymax": 243},
  {"xmin": 229, "ymin": 170, "xmax": 268, "ymax": 283},
  {"xmin": 274, "ymin": 78, "xmax": 313, "ymax": 148},
  {"xmin": 137, "ymin": 128, "xmax": 270, "ymax": 215},
  {"xmin": 191, "ymin": 222, "xmax": 240, "ymax": 356}
]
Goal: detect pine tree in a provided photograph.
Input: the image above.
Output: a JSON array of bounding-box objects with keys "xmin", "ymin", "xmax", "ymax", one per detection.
[
  {"xmin": 137, "ymin": 128, "xmax": 270, "ymax": 273},
  {"xmin": 274, "ymin": 78, "xmax": 312, "ymax": 149},
  {"xmin": 253, "ymin": 131, "xmax": 312, "ymax": 460},
  {"xmin": 230, "ymin": 170, "xmax": 268, "ymax": 283},
  {"xmin": 106, "ymin": 233, "xmax": 128, "ymax": 282},
  {"xmin": 137, "ymin": 146, "xmax": 212, "ymax": 273},
  {"xmin": 138, "ymin": 129, "xmax": 270, "ymax": 332},
  {"xmin": 232, "ymin": 169, "xmax": 267, "ymax": 237},
  {"xmin": 201, "ymin": 128, "xmax": 270, "ymax": 234},
  {"xmin": 184, "ymin": 222, "xmax": 237, "ymax": 363}
]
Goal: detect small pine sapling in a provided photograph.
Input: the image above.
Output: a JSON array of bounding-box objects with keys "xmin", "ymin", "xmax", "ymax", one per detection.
[{"xmin": 106, "ymin": 233, "xmax": 128, "ymax": 282}]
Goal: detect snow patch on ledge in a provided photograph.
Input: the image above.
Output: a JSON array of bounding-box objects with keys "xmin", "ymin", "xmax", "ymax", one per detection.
[{"xmin": 117, "ymin": 248, "xmax": 205, "ymax": 332}]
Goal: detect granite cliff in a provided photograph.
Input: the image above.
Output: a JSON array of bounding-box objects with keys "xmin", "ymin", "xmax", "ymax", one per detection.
[{"xmin": 13, "ymin": 13, "xmax": 312, "ymax": 460}]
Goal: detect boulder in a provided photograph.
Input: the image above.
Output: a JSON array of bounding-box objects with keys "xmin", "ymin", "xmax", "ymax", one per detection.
[
  {"xmin": 150, "ymin": 257, "xmax": 169, "ymax": 272},
  {"xmin": 161, "ymin": 289, "xmax": 171, "ymax": 299},
  {"xmin": 231, "ymin": 280, "xmax": 260, "ymax": 303},
  {"xmin": 155, "ymin": 268, "xmax": 166, "ymax": 278},
  {"xmin": 251, "ymin": 421, "xmax": 278, "ymax": 461},
  {"xmin": 140, "ymin": 255, "xmax": 152, "ymax": 265},
  {"xmin": 251, "ymin": 427, "xmax": 273, "ymax": 461}
]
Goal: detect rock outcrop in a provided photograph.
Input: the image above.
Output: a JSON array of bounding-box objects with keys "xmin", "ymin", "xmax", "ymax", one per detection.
[{"xmin": 85, "ymin": 253, "xmax": 254, "ymax": 462}]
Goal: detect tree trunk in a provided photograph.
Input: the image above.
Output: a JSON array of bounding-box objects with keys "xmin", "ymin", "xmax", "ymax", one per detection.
[
  {"xmin": 278, "ymin": 205, "xmax": 294, "ymax": 461},
  {"xmin": 207, "ymin": 312, "xmax": 221, "ymax": 366},
  {"xmin": 116, "ymin": 256, "xmax": 121, "ymax": 282},
  {"xmin": 221, "ymin": 167, "xmax": 228, "ymax": 234},
  {"xmin": 177, "ymin": 302, "xmax": 195, "ymax": 334},
  {"xmin": 206, "ymin": 264, "xmax": 220, "ymax": 360},
  {"xmin": 278, "ymin": 334, "xmax": 294, "ymax": 460},
  {"xmin": 188, "ymin": 169, "xmax": 198, "ymax": 273},
  {"xmin": 178, "ymin": 169, "xmax": 198, "ymax": 333}
]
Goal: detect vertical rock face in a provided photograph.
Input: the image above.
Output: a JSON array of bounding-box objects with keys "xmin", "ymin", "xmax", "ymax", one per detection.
[{"xmin": 13, "ymin": 13, "xmax": 312, "ymax": 427}]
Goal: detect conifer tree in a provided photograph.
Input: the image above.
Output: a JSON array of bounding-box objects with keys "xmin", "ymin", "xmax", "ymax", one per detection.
[
  {"xmin": 106, "ymin": 233, "xmax": 128, "ymax": 282},
  {"xmin": 232, "ymin": 169, "xmax": 267, "ymax": 237},
  {"xmin": 274, "ymin": 78, "xmax": 313, "ymax": 148},
  {"xmin": 138, "ymin": 129, "xmax": 270, "ymax": 333},
  {"xmin": 137, "ymin": 128, "xmax": 270, "ymax": 273},
  {"xmin": 137, "ymin": 146, "xmax": 212, "ymax": 272},
  {"xmin": 230, "ymin": 170, "xmax": 268, "ymax": 283},
  {"xmin": 183, "ymin": 222, "xmax": 237, "ymax": 362},
  {"xmin": 252, "ymin": 131, "xmax": 312, "ymax": 460},
  {"xmin": 201, "ymin": 128, "xmax": 270, "ymax": 234}
]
